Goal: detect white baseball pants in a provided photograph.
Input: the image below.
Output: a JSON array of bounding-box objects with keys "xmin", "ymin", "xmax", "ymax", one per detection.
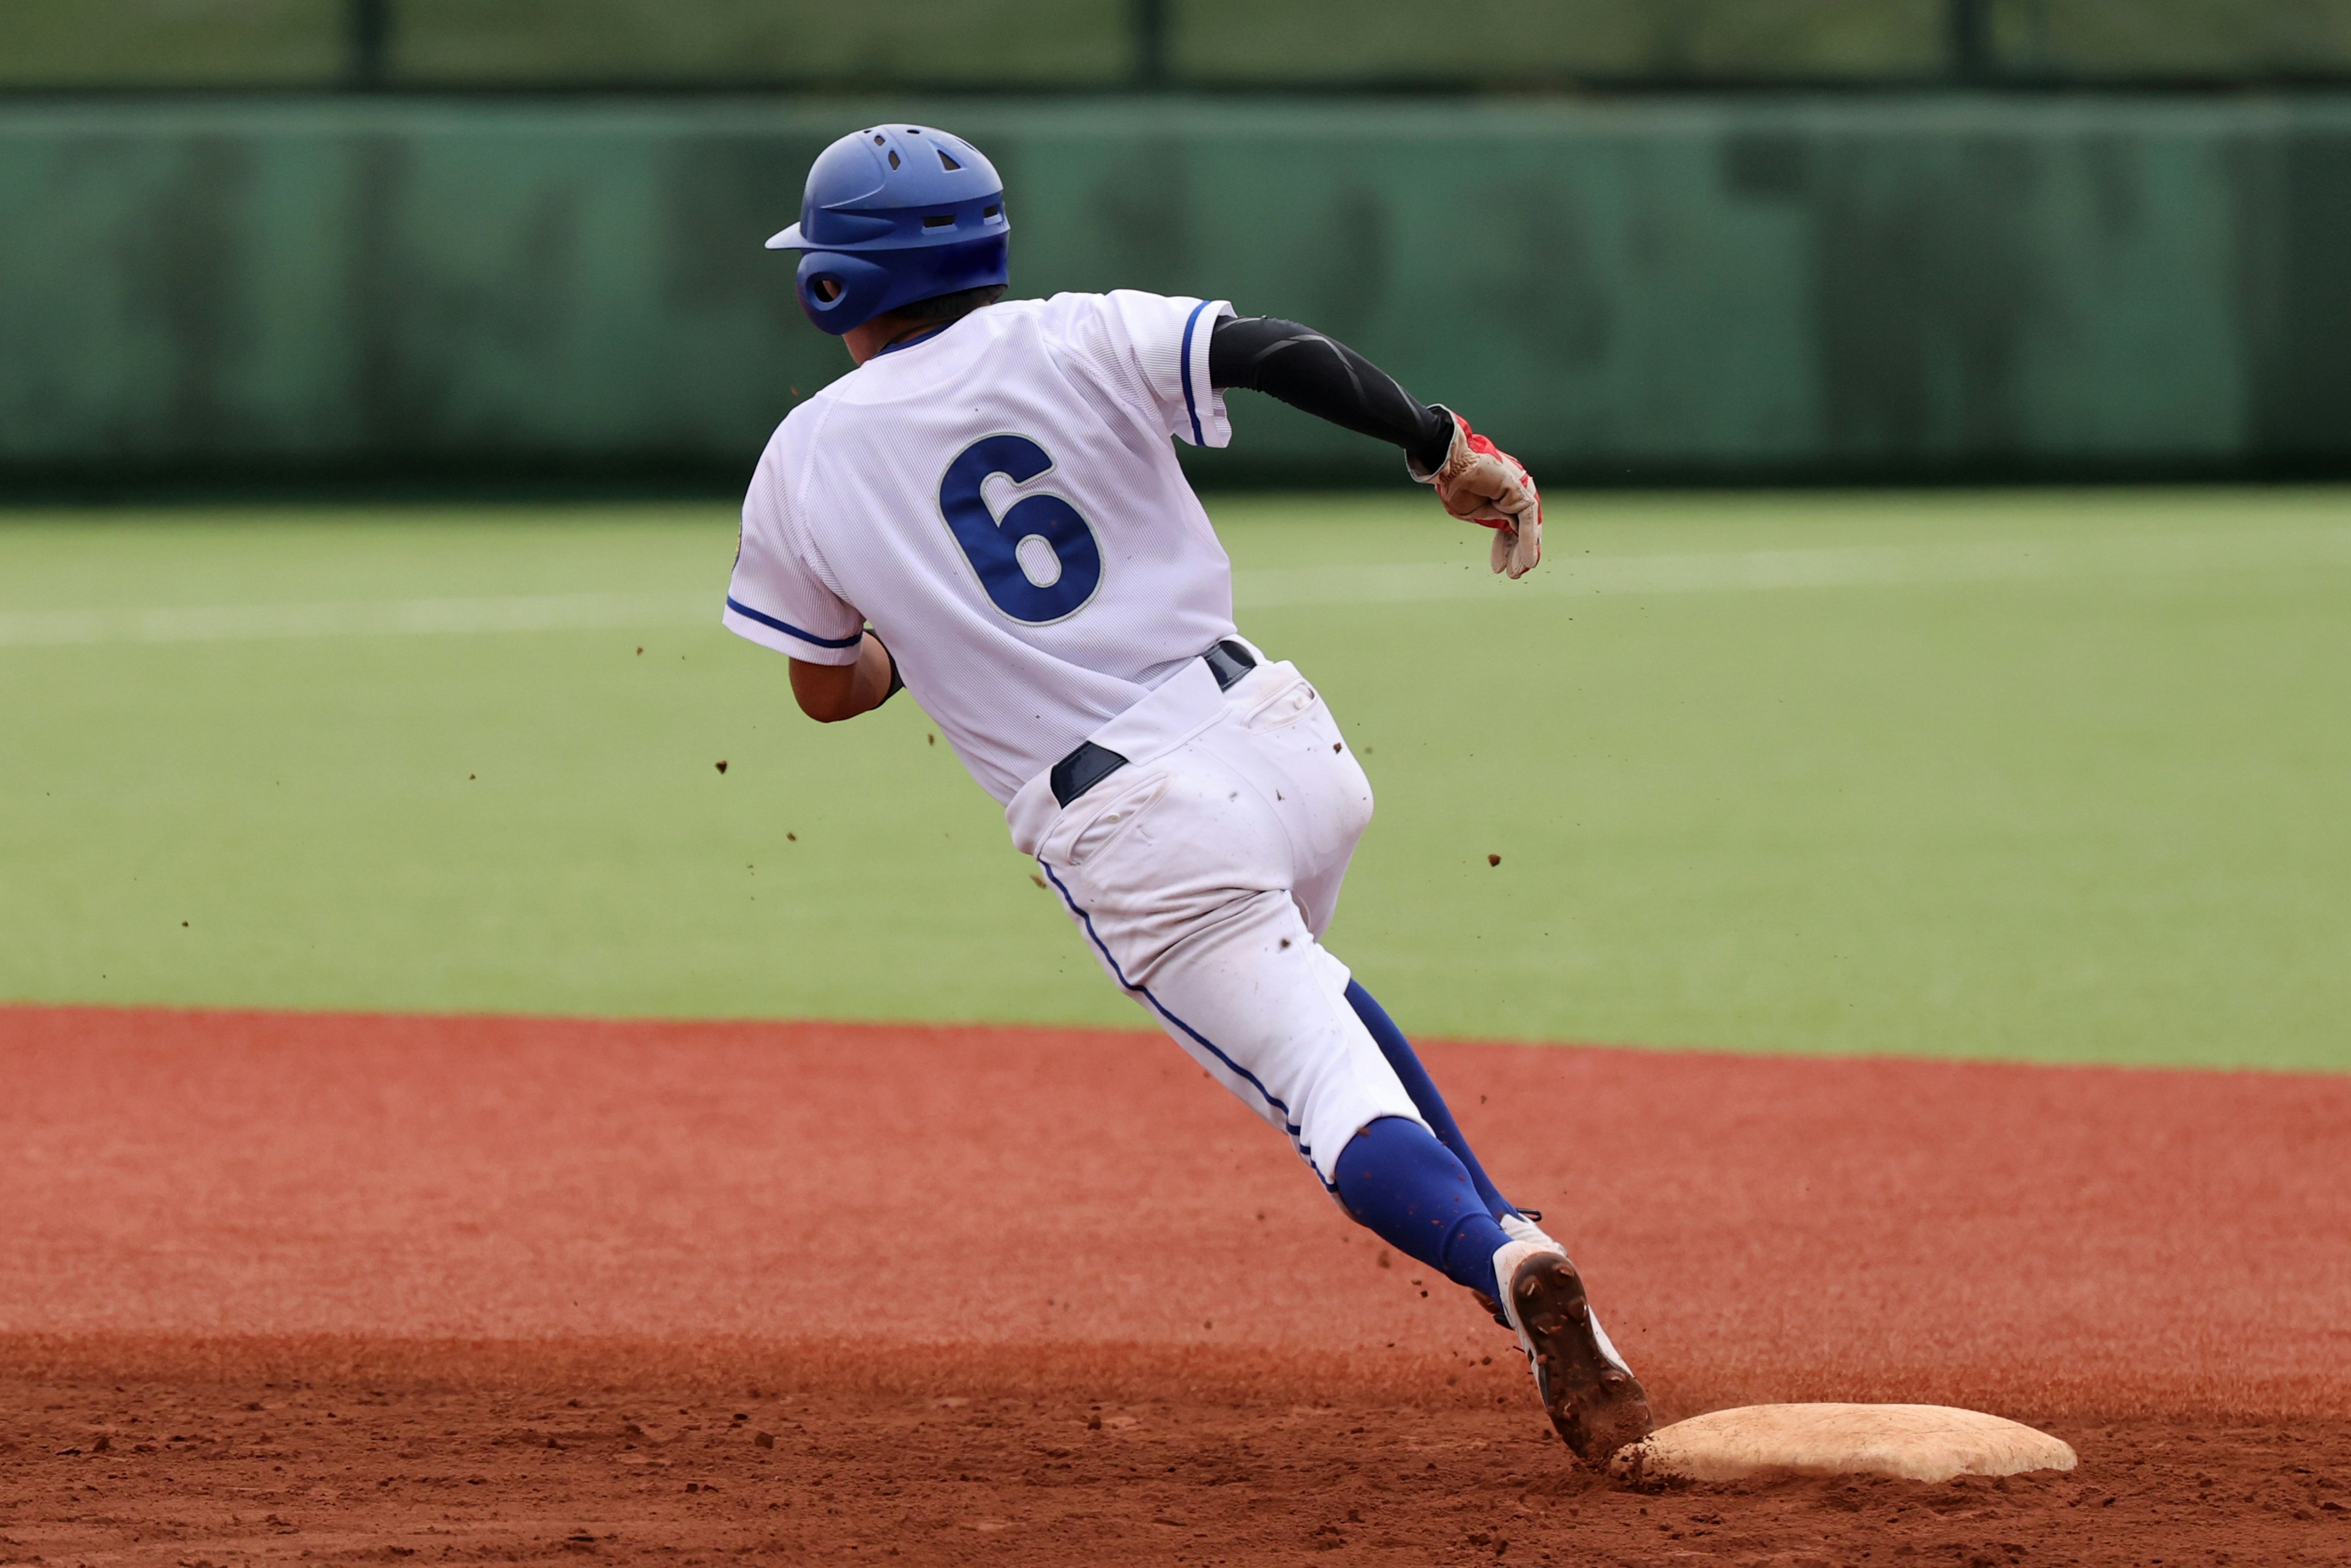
[{"xmin": 1005, "ymin": 643, "xmax": 1428, "ymax": 1184}]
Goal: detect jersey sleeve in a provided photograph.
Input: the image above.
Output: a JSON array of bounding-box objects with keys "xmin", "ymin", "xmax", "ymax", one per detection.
[
  {"xmin": 1062, "ymin": 290, "xmax": 1236, "ymax": 449},
  {"xmin": 722, "ymin": 457, "xmax": 866, "ymax": 666}
]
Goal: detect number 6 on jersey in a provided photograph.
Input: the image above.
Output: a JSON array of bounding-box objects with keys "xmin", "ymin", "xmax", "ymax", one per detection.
[{"xmin": 938, "ymin": 433, "xmax": 1103, "ymax": 624}]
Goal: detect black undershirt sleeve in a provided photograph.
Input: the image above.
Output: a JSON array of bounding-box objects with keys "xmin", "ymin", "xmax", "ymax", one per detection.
[{"xmin": 1207, "ymin": 315, "xmax": 1455, "ymax": 474}]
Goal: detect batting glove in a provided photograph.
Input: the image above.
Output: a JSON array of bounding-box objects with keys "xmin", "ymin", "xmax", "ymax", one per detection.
[{"xmin": 1409, "ymin": 407, "xmax": 1542, "ymax": 580}]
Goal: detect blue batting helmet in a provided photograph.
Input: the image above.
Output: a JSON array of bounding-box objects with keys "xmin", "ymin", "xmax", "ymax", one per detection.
[{"xmin": 767, "ymin": 125, "xmax": 1010, "ymax": 336}]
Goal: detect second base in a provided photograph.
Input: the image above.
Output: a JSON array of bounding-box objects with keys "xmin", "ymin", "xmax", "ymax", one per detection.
[{"xmin": 1608, "ymin": 1403, "xmax": 2077, "ymax": 1485}]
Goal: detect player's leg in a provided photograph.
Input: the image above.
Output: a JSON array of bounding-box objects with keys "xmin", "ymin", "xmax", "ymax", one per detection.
[
  {"xmin": 1032, "ymin": 737, "xmax": 1510, "ymax": 1288},
  {"xmin": 1224, "ymin": 666, "xmax": 1652, "ymax": 1458},
  {"xmin": 1047, "ymin": 839, "xmax": 1517, "ymax": 1301},
  {"xmin": 1049, "ymin": 828, "xmax": 1650, "ymax": 1457},
  {"xmin": 1035, "ymin": 664, "xmax": 1652, "ymax": 1457},
  {"xmin": 1341, "ymin": 979, "xmax": 1523, "ymax": 1223},
  {"xmin": 1267, "ymin": 680, "xmax": 1524, "ymax": 1228},
  {"xmin": 1328, "ymin": 1113, "xmax": 1513, "ymax": 1296}
]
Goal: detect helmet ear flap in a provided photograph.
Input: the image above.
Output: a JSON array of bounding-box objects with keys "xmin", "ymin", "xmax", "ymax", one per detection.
[{"xmin": 795, "ymin": 251, "xmax": 893, "ymax": 336}]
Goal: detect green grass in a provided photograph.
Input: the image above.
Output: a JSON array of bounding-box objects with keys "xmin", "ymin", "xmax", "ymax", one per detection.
[{"xmin": 3, "ymin": 489, "xmax": 2347, "ymax": 1070}]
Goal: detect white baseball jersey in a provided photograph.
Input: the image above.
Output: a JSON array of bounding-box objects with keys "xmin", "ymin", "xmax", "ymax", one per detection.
[{"xmin": 723, "ymin": 290, "xmax": 1239, "ymax": 802}]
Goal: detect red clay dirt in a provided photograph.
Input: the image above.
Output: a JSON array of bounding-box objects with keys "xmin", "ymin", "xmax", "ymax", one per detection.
[{"xmin": 1, "ymin": 1003, "xmax": 2347, "ymax": 1566}]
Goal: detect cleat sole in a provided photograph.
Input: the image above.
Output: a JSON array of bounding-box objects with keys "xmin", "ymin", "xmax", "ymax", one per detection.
[{"xmin": 1508, "ymin": 1251, "xmax": 1655, "ymax": 1463}]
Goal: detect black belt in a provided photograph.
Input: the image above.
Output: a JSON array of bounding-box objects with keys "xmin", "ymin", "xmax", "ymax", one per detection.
[{"xmin": 1049, "ymin": 640, "xmax": 1257, "ymax": 808}]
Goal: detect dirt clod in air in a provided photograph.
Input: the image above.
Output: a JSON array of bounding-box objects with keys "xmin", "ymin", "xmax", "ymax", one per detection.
[
  {"xmin": 1488, "ymin": 854, "xmax": 1501, "ymax": 867},
  {"xmin": 714, "ymin": 762, "xmax": 728, "ymax": 775},
  {"xmin": 1030, "ymin": 874, "xmax": 1047, "ymax": 889}
]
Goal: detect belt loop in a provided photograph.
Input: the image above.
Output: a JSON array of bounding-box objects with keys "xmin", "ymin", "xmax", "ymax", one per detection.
[
  {"xmin": 1202, "ymin": 639, "xmax": 1258, "ymax": 692},
  {"xmin": 1049, "ymin": 740, "xmax": 1130, "ymax": 809}
]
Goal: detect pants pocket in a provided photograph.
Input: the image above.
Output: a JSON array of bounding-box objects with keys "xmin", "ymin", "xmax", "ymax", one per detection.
[{"xmin": 1054, "ymin": 770, "xmax": 1172, "ymax": 870}]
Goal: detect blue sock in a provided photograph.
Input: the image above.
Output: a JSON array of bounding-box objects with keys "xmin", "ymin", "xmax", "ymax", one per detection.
[
  {"xmin": 1345, "ymin": 980, "xmax": 1520, "ymax": 1221},
  {"xmin": 1332, "ymin": 1116, "xmax": 1514, "ymax": 1299}
]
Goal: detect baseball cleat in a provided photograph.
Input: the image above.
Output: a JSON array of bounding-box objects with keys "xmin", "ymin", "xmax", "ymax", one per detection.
[
  {"xmin": 1471, "ymin": 1217, "xmax": 1560, "ymax": 1324},
  {"xmin": 1499, "ymin": 1210, "xmax": 1560, "ymax": 1251},
  {"xmin": 1494, "ymin": 1240, "xmax": 1654, "ymax": 1463}
]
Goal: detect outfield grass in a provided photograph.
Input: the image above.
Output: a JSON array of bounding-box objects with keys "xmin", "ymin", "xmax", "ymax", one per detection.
[{"xmin": 2, "ymin": 489, "xmax": 2346, "ymax": 1069}]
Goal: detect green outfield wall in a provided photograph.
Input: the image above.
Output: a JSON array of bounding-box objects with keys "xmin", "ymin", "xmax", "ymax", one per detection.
[{"xmin": 2, "ymin": 95, "xmax": 2347, "ymax": 485}]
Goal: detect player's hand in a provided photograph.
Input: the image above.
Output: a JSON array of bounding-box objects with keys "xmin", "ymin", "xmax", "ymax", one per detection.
[{"xmin": 1411, "ymin": 409, "xmax": 1542, "ymax": 580}]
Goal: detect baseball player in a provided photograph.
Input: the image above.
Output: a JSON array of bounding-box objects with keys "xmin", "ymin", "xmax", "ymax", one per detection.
[{"xmin": 724, "ymin": 124, "xmax": 1652, "ymax": 1462}]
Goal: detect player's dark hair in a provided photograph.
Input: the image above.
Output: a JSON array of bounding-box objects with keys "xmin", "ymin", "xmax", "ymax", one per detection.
[{"xmin": 892, "ymin": 283, "xmax": 1008, "ymax": 323}]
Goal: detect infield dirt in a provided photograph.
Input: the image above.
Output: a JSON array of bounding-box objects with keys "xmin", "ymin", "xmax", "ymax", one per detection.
[{"xmin": 3, "ymin": 1005, "xmax": 2347, "ymax": 1564}]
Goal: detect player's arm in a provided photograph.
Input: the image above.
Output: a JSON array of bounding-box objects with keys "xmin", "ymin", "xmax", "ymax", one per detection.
[
  {"xmin": 1207, "ymin": 315, "xmax": 1542, "ymax": 579},
  {"xmin": 787, "ymin": 631, "xmax": 902, "ymax": 723},
  {"xmin": 725, "ymin": 467, "xmax": 905, "ymax": 722},
  {"xmin": 1208, "ymin": 316, "xmax": 1455, "ymax": 470}
]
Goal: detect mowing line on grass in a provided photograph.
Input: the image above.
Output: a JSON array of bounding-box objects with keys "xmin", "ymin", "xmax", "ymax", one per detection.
[{"xmin": 3, "ymin": 523, "xmax": 2346, "ymax": 648}]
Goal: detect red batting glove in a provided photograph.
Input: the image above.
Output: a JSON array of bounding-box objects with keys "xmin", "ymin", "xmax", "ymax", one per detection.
[{"xmin": 1410, "ymin": 408, "xmax": 1542, "ymax": 579}]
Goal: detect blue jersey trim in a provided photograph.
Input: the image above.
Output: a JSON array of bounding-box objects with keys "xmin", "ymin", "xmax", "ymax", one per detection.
[
  {"xmin": 1038, "ymin": 858, "xmax": 1329, "ymax": 1185},
  {"xmin": 1177, "ymin": 299, "xmax": 1212, "ymax": 447},
  {"xmin": 874, "ymin": 321, "xmax": 952, "ymax": 357},
  {"xmin": 724, "ymin": 596, "xmax": 863, "ymax": 649}
]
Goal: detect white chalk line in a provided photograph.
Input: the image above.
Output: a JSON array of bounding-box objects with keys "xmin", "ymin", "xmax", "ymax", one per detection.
[
  {"xmin": 2, "ymin": 525, "xmax": 2345, "ymax": 649},
  {"xmin": 1234, "ymin": 523, "xmax": 2351, "ymax": 609},
  {"xmin": 0, "ymin": 591, "xmax": 715, "ymax": 650}
]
